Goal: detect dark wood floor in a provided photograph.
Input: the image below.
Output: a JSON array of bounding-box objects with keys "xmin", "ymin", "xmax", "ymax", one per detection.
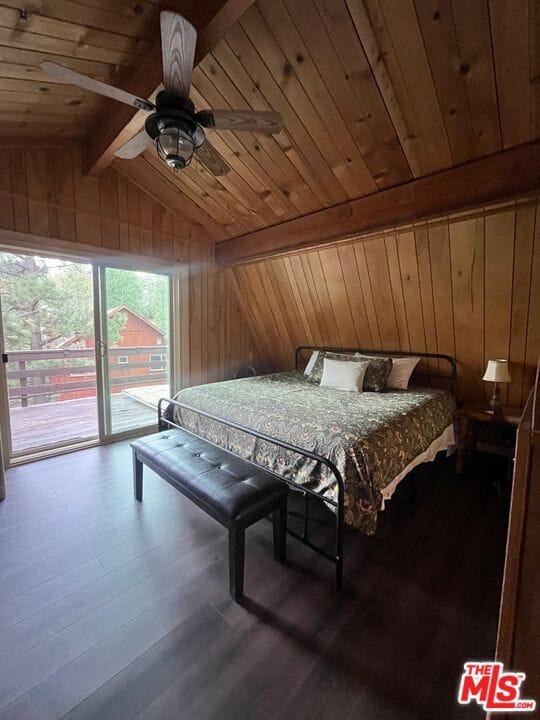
[{"xmin": 0, "ymin": 442, "xmax": 508, "ymax": 720}]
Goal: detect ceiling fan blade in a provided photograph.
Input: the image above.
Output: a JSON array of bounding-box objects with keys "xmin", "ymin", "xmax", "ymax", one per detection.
[
  {"xmin": 41, "ymin": 62, "xmax": 154, "ymax": 111},
  {"xmin": 197, "ymin": 109, "xmax": 283, "ymax": 134},
  {"xmin": 160, "ymin": 11, "xmax": 197, "ymax": 96},
  {"xmin": 195, "ymin": 141, "xmax": 231, "ymax": 176},
  {"xmin": 114, "ymin": 131, "xmax": 153, "ymax": 160}
]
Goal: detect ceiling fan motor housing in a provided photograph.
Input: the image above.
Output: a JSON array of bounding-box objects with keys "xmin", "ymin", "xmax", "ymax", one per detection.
[{"xmin": 145, "ymin": 90, "xmax": 205, "ymax": 170}]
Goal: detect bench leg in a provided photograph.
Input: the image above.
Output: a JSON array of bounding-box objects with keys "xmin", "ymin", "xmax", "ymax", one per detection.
[
  {"xmin": 228, "ymin": 525, "xmax": 245, "ymax": 602},
  {"xmin": 273, "ymin": 497, "xmax": 287, "ymax": 564},
  {"xmin": 133, "ymin": 451, "xmax": 143, "ymax": 501}
]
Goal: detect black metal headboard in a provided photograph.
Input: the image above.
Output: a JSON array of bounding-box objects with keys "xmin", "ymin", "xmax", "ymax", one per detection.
[{"xmin": 295, "ymin": 346, "xmax": 457, "ymax": 395}]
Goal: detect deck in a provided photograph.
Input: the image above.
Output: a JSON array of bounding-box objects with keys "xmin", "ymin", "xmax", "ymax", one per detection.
[{"xmin": 9, "ymin": 390, "xmax": 165, "ymax": 454}]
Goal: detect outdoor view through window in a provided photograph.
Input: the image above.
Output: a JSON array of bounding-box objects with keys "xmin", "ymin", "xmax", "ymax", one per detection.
[{"xmin": 0, "ymin": 253, "xmax": 169, "ymax": 456}]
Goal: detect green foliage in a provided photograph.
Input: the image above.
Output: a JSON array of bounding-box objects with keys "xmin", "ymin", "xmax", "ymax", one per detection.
[
  {"xmin": 105, "ymin": 268, "xmax": 168, "ymax": 332},
  {"xmin": 0, "ymin": 254, "xmax": 94, "ymax": 351},
  {"xmin": 0, "ymin": 254, "xmax": 169, "ymax": 352}
]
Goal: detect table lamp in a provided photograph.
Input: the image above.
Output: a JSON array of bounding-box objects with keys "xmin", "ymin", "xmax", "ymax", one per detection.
[{"xmin": 482, "ymin": 359, "xmax": 511, "ymax": 414}]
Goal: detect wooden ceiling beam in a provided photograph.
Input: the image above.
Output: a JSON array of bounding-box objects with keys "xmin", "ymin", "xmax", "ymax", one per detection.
[
  {"xmin": 215, "ymin": 141, "xmax": 540, "ymax": 265},
  {"xmin": 84, "ymin": 0, "xmax": 255, "ymax": 177}
]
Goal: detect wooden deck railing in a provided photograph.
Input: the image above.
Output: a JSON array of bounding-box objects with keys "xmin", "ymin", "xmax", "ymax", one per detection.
[{"xmin": 6, "ymin": 346, "xmax": 168, "ymax": 405}]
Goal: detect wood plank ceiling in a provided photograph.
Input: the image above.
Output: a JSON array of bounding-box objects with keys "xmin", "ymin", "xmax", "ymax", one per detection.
[
  {"xmin": 0, "ymin": 0, "xmax": 537, "ymax": 245},
  {"xmin": 0, "ymin": 0, "xmax": 161, "ymax": 139}
]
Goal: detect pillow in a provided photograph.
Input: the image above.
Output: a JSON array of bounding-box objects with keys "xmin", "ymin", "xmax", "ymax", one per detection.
[
  {"xmin": 320, "ymin": 358, "xmax": 369, "ymax": 392},
  {"xmin": 354, "ymin": 355, "xmax": 393, "ymax": 392},
  {"xmin": 386, "ymin": 356, "xmax": 420, "ymax": 389},
  {"xmin": 361, "ymin": 355, "xmax": 420, "ymax": 389},
  {"xmin": 307, "ymin": 350, "xmax": 356, "ymax": 385},
  {"xmin": 308, "ymin": 351, "xmax": 392, "ymax": 392},
  {"xmin": 303, "ymin": 350, "xmax": 319, "ymax": 376}
]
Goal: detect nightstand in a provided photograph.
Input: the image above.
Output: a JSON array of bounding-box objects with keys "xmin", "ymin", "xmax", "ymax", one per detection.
[{"xmin": 455, "ymin": 403, "xmax": 522, "ymax": 475}]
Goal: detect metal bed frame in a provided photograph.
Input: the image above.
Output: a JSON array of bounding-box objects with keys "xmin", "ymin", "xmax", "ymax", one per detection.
[{"xmin": 157, "ymin": 346, "xmax": 457, "ymax": 590}]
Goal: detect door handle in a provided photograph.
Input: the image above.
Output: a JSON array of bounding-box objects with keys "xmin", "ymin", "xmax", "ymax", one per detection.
[{"xmin": 96, "ymin": 340, "xmax": 107, "ymax": 358}]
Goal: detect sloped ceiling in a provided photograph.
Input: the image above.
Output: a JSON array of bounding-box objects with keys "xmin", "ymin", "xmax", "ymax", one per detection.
[
  {"xmin": 0, "ymin": 0, "xmax": 158, "ymax": 140},
  {"xmin": 0, "ymin": 0, "xmax": 537, "ymax": 245}
]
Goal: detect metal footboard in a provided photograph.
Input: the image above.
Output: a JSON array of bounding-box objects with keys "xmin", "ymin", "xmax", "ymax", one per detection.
[{"xmin": 157, "ymin": 397, "xmax": 348, "ymax": 590}]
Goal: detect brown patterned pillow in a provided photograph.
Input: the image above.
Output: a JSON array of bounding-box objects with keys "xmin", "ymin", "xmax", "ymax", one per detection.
[
  {"xmin": 308, "ymin": 351, "xmax": 392, "ymax": 392},
  {"xmin": 307, "ymin": 351, "xmax": 355, "ymax": 385},
  {"xmin": 354, "ymin": 355, "xmax": 393, "ymax": 392}
]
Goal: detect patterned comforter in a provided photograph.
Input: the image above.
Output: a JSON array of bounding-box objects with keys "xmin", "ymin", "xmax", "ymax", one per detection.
[{"xmin": 171, "ymin": 372, "xmax": 455, "ymax": 534}]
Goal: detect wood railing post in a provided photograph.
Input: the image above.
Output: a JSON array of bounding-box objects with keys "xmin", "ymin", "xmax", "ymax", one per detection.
[{"xmin": 19, "ymin": 360, "xmax": 27, "ymax": 408}]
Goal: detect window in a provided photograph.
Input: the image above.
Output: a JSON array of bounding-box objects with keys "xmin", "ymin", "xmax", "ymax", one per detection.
[
  {"xmin": 117, "ymin": 355, "xmax": 128, "ymax": 364},
  {"xmin": 149, "ymin": 354, "xmax": 166, "ymax": 371}
]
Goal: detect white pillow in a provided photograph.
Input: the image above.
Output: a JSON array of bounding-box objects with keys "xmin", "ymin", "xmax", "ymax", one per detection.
[
  {"xmin": 304, "ymin": 350, "xmax": 319, "ymax": 375},
  {"xmin": 320, "ymin": 358, "xmax": 369, "ymax": 392},
  {"xmin": 386, "ymin": 357, "xmax": 420, "ymax": 389},
  {"xmin": 354, "ymin": 353, "xmax": 420, "ymax": 389}
]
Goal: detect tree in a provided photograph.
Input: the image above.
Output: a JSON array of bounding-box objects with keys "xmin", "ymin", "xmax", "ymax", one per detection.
[
  {"xmin": 105, "ymin": 268, "xmax": 168, "ymax": 332},
  {"xmin": 0, "ymin": 253, "xmax": 94, "ymax": 351},
  {"xmin": 0, "ymin": 255, "xmax": 168, "ymax": 352},
  {"xmin": 1, "ymin": 253, "xmax": 169, "ymax": 407}
]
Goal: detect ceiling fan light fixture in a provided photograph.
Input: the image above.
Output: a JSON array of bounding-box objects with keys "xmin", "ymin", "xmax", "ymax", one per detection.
[
  {"xmin": 155, "ymin": 122, "xmax": 195, "ymax": 171},
  {"xmin": 41, "ymin": 12, "xmax": 282, "ymax": 176}
]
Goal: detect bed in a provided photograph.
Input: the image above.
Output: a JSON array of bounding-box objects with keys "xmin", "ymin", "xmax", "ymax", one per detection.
[{"xmin": 160, "ymin": 346, "xmax": 457, "ymax": 587}]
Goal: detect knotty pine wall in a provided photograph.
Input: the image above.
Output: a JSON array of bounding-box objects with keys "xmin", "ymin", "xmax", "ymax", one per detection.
[
  {"xmin": 228, "ymin": 198, "xmax": 540, "ymax": 407},
  {"xmin": 188, "ymin": 241, "xmax": 264, "ymax": 386},
  {"xmin": 0, "ymin": 146, "xmax": 196, "ymax": 260},
  {"xmin": 0, "ymin": 145, "xmax": 259, "ymax": 386}
]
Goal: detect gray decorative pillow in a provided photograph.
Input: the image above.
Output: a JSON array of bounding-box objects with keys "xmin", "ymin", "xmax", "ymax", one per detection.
[
  {"xmin": 308, "ymin": 351, "xmax": 392, "ymax": 392},
  {"xmin": 360, "ymin": 354, "xmax": 420, "ymax": 389},
  {"xmin": 355, "ymin": 355, "xmax": 393, "ymax": 392},
  {"xmin": 307, "ymin": 351, "xmax": 356, "ymax": 385}
]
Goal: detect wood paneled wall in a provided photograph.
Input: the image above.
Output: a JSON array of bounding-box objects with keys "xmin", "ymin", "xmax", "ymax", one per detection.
[
  {"xmin": 0, "ymin": 145, "xmax": 259, "ymax": 387},
  {"xmin": 0, "ymin": 145, "xmax": 200, "ymax": 261},
  {"xmin": 229, "ymin": 199, "xmax": 540, "ymax": 406},
  {"xmin": 187, "ymin": 241, "xmax": 265, "ymax": 387}
]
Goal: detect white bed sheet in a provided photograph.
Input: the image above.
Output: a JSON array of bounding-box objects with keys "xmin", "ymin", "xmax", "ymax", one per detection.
[{"xmin": 380, "ymin": 423, "xmax": 455, "ymax": 508}]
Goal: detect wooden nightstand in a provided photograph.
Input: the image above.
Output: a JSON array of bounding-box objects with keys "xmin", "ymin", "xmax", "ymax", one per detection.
[{"xmin": 455, "ymin": 402, "xmax": 522, "ymax": 475}]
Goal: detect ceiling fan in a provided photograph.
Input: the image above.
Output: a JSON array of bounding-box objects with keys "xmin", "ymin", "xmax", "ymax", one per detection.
[{"xmin": 41, "ymin": 11, "xmax": 283, "ymax": 176}]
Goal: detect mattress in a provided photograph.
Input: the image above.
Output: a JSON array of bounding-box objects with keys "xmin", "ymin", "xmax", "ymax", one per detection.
[{"xmin": 171, "ymin": 371, "xmax": 455, "ymax": 535}]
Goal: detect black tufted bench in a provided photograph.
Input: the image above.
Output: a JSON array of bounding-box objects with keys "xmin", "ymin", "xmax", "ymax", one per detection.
[{"xmin": 131, "ymin": 429, "xmax": 288, "ymax": 601}]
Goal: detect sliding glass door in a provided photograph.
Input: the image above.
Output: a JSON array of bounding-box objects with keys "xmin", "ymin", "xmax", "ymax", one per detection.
[
  {"xmin": 0, "ymin": 252, "xmax": 98, "ymax": 456},
  {"xmin": 0, "ymin": 252, "xmax": 173, "ymax": 463},
  {"xmin": 97, "ymin": 266, "xmax": 170, "ymax": 438}
]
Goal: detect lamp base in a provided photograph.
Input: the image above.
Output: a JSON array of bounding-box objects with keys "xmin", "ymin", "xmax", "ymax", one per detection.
[{"xmin": 488, "ymin": 383, "xmax": 502, "ymax": 415}]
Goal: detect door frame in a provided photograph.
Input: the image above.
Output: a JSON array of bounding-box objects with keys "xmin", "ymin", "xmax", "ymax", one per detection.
[
  {"xmin": 0, "ymin": 247, "xmax": 185, "ymax": 467},
  {"xmin": 93, "ymin": 263, "xmax": 110, "ymax": 440},
  {"xmin": 0, "ymin": 254, "xmax": 100, "ymax": 465},
  {"xmin": 0, "ymin": 292, "xmax": 12, "ymax": 468},
  {"xmin": 93, "ymin": 263, "xmax": 178, "ymax": 443}
]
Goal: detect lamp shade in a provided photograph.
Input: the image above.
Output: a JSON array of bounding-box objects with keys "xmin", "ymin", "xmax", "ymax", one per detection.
[{"xmin": 482, "ymin": 359, "xmax": 511, "ymax": 383}]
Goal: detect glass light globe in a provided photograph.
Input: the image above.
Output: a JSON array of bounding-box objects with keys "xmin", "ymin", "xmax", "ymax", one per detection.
[{"xmin": 156, "ymin": 125, "xmax": 194, "ymax": 170}]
